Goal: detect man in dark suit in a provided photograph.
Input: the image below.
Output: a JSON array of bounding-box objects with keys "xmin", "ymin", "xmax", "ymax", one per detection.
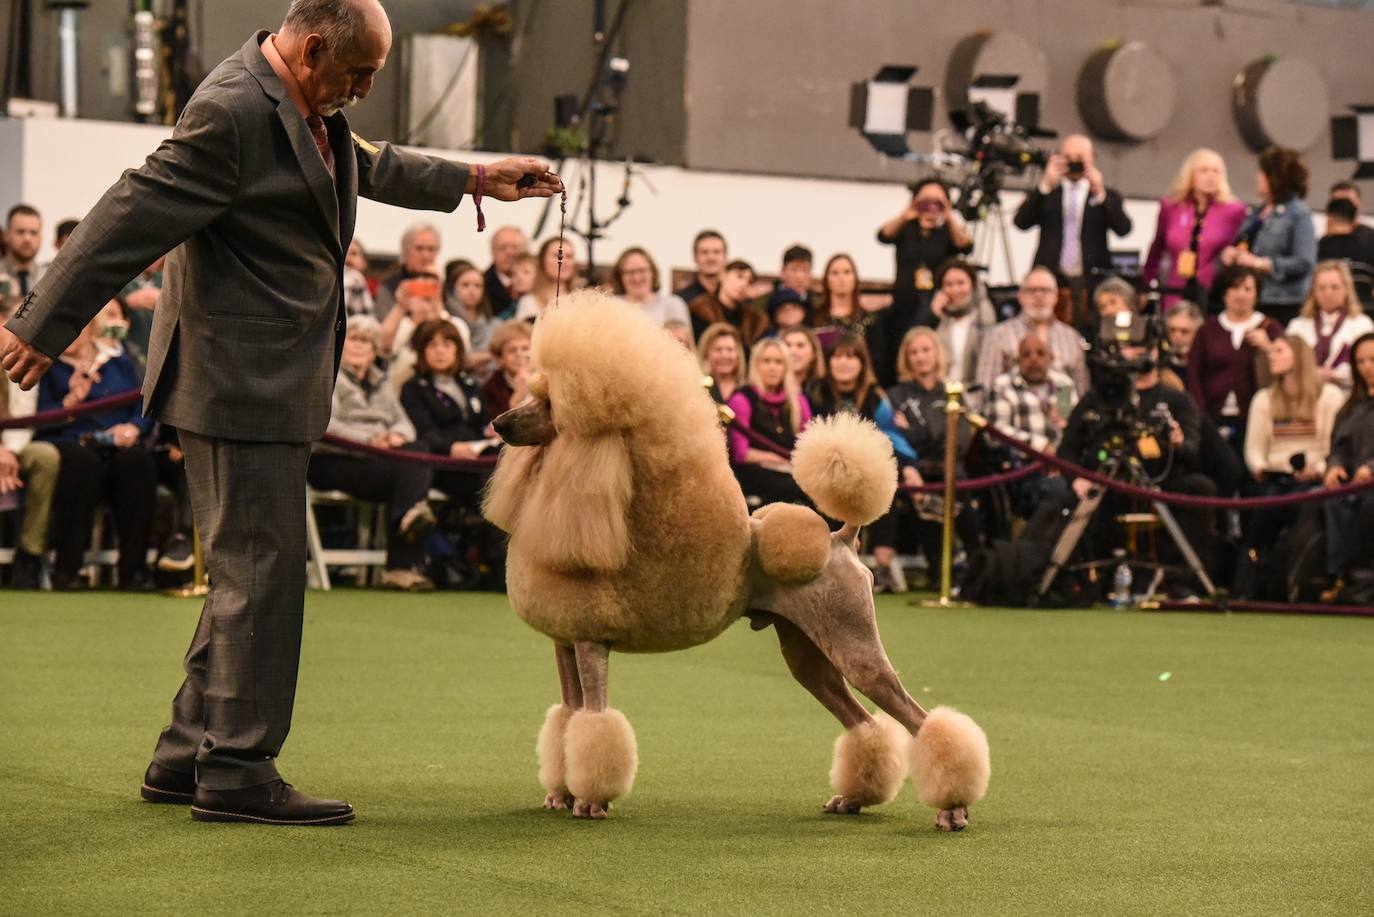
[
  {"xmin": 0, "ymin": 0, "xmax": 559, "ymax": 826},
  {"xmin": 484, "ymin": 225, "xmax": 528, "ymax": 318},
  {"xmin": 1013, "ymin": 134, "xmax": 1132, "ymax": 329}
]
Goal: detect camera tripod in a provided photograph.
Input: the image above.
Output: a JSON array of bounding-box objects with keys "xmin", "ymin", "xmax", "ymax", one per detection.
[
  {"xmin": 966, "ymin": 197, "xmax": 1019, "ymax": 286},
  {"xmin": 1034, "ymin": 454, "xmax": 1217, "ymax": 602}
]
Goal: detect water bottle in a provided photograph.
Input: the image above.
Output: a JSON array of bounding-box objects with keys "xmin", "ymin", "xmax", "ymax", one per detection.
[{"xmin": 1110, "ymin": 550, "xmax": 1133, "ymax": 608}]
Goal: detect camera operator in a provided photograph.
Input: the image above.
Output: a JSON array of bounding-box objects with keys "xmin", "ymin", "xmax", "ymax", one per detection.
[
  {"xmin": 877, "ymin": 179, "xmax": 973, "ymax": 329},
  {"xmin": 1056, "ymin": 336, "xmax": 1217, "ymax": 598},
  {"xmin": 1013, "ymin": 135, "xmax": 1132, "ymax": 332}
]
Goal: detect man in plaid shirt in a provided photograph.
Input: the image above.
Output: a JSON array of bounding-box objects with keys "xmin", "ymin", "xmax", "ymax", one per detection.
[{"xmin": 990, "ymin": 334, "xmax": 1079, "ymax": 453}]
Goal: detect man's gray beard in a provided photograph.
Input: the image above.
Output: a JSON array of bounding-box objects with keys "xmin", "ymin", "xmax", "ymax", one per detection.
[{"xmin": 317, "ymin": 97, "xmax": 358, "ymax": 117}]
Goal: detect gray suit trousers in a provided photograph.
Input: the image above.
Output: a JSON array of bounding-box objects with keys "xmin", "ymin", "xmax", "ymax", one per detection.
[{"xmin": 152, "ymin": 431, "xmax": 311, "ymax": 790}]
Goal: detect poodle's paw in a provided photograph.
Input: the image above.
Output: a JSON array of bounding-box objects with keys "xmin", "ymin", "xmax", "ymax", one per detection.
[
  {"xmin": 935, "ymin": 806, "xmax": 970, "ymax": 832},
  {"xmin": 543, "ymin": 791, "xmax": 575, "ymax": 811},
  {"xmin": 823, "ymin": 795, "xmax": 865, "ymax": 815},
  {"xmin": 572, "ymin": 799, "xmax": 609, "ymax": 820}
]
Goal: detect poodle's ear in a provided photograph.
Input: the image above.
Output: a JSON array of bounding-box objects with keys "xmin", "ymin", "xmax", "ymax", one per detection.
[
  {"xmin": 525, "ymin": 433, "xmax": 634, "ymax": 573},
  {"xmin": 482, "ymin": 445, "xmax": 543, "ymax": 534}
]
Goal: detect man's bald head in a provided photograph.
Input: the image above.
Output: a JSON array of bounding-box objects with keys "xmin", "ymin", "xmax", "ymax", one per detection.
[
  {"xmin": 278, "ymin": 0, "xmax": 391, "ymax": 116},
  {"xmin": 1061, "ymin": 133, "xmax": 1094, "ymax": 167},
  {"xmin": 1017, "ymin": 332, "xmax": 1053, "ymax": 384}
]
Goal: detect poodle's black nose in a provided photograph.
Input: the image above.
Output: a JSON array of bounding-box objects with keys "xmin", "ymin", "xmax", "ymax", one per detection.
[{"xmin": 492, "ymin": 411, "xmax": 513, "ymax": 441}]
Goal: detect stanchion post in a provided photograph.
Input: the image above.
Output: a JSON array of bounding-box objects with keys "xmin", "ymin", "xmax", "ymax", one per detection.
[
  {"xmin": 164, "ymin": 525, "xmax": 209, "ymax": 598},
  {"xmin": 921, "ymin": 381, "xmax": 972, "ymax": 609}
]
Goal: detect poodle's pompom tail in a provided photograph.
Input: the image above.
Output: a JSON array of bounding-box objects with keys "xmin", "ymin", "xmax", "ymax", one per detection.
[
  {"xmin": 563, "ymin": 708, "xmax": 638, "ymax": 804},
  {"xmin": 536, "ymin": 703, "xmax": 574, "ymax": 795},
  {"xmin": 791, "ymin": 414, "xmax": 897, "ymax": 526},
  {"xmin": 909, "ymin": 706, "xmax": 991, "ymax": 811},
  {"xmin": 752, "ymin": 503, "xmax": 832, "ymax": 584},
  {"xmin": 830, "ymin": 712, "xmax": 910, "ymax": 807}
]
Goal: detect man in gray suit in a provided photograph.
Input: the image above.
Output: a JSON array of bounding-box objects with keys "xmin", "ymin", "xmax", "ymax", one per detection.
[{"xmin": 0, "ymin": 0, "xmax": 559, "ymax": 826}]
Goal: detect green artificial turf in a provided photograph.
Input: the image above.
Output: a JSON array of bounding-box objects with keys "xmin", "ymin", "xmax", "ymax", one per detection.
[{"xmin": 1, "ymin": 591, "xmax": 1371, "ymax": 916}]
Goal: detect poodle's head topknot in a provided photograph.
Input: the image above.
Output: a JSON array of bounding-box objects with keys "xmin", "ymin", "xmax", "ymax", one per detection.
[{"xmin": 531, "ymin": 289, "xmax": 716, "ymax": 437}]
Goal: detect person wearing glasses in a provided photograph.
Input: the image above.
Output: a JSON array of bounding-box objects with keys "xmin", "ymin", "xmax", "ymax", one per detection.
[{"xmin": 976, "ymin": 266, "xmax": 1091, "ymax": 398}]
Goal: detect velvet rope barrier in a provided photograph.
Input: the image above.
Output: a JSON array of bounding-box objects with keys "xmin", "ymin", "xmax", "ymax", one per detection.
[
  {"xmin": 0, "ymin": 390, "xmax": 141, "ymax": 430},
  {"xmin": 977, "ymin": 421, "xmax": 1374, "ymax": 510},
  {"xmin": 319, "ymin": 434, "xmax": 498, "ymax": 470}
]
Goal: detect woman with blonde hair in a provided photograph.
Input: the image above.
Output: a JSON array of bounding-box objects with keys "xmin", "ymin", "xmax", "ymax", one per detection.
[
  {"xmin": 697, "ymin": 322, "xmax": 747, "ymax": 405},
  {"xmin": 780, "ymin": 325, "xmax": 826, "ymax": 396},
  {"xmin": 726, "ymin": 337, "xmax": 812, "ymax": 505},
  {"xmin": 1285, "ymin": 259, "xmax": 1374, "ymax": 390},
  {"xmin": 887, "ymin": 326, "xmax": 951, "ymax": 465},
  {"xmin": 1236, "ymin": 334, "xmax": 1345, "ymax": 596},
  {"xmin": 1144, "ymin": 148, "xmax": 1248, "ymax": 309}
]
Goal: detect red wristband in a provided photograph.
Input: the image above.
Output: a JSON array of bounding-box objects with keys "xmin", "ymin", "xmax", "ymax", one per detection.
[{"xmin": 474, "ymin": 163, "xmax": 487, "ymax": 233}]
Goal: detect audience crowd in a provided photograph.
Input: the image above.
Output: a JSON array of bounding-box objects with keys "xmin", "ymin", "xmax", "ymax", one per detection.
[{"xmin": 3, "ymin": 137, "xmax": 1374, "ymax": 603}]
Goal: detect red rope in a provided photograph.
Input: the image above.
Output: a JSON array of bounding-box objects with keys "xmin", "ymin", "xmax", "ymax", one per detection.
[
  {"xmin": 979, "ymin": 422, "xmax": 1374, "ymax": 509},
  {"xmin": 319, "ymin": 433, "xmax": 497, "ymax": 470},
  {"xmin": 0, "ymin": 390, "xmax": 141, "ymax": 430}
]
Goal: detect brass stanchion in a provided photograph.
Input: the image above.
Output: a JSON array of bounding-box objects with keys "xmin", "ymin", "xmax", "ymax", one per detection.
[
  {"xmin": 164, "ymin": 525, "xmax": 209, "ymax": 598},
  {"xmin": 920, "ymin": 381, "xmax": 972, "ymax": 608}
]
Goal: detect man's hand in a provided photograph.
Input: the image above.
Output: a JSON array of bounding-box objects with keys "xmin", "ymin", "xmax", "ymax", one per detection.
[
  {"xmin": 1072, "ymin": 477, "xmax": 1095, "ymax": 500},
  {"xmin": 386, "ymin": 431, "xmax": 407, "ymax": 448},
  {"xmin": 1040, "ymin": 154, "xmax": 1067, "ymax": 193},
  {"xmin": 1326, "ymin": 465, "xmax": 1349, "ymax": 489},
  {"xmin": 1220, "ymin": 245, "xmax": 1239, "ymax": 267},
  {"xmin": 1086, "ymin": 164, "xmax": 1106, "ymax": 199},
  {"xmin": 1296, "ymin": 466, "xmax": 1322, "ymax": 483},
  {"xmin": 0, "ymin": 447, "xmax": 22, "ymax": 494},
  {"xmin": 0, "ymin": 326, "xmax": 54, "ymax": 391},
  {"xmin": 369, "ymin": 432, "xmax": 393, "ymax": 449},
  {"xmin": 476, "ymin": 157, "xmax": 563, "ymax": 202},
  {"xmin": 64, "ymin": 368, "xmax": 96, "ymax": 406},
  {"xmin": 1355, "ymin": 465, "xmax": 1374, "ymax": 484}
]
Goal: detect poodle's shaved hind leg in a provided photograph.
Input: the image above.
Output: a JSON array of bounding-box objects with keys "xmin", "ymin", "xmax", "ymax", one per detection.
[
  {"xmin": 773, "ymin": 616, "xmax": 869, "ymax": 730},
  {"xmin": 773, "ymin": 588, "xmax": 929, "ymax": 734},
  {"xmin": 771, "ymin": 616, "xmax": 885, "ymax": 815}
]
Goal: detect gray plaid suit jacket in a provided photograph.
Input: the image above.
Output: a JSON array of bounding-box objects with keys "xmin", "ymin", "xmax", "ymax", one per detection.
[{"xmin": 6, "ymin": 31, "xmax": 469, "ymax": 443}]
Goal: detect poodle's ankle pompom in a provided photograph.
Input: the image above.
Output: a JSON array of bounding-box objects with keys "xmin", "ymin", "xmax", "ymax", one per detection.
[
  {"xmin": 909, "ymin": 706, "xmax": 991, "ymax": 811},
  {"xmin": 563, "ymin": 708, "xmax": 638, "ymax": 803},
  {"xmin": 536, "ymin": 703, "xmax": 574, "ymax": 794},
  {"xmin": 752, "ymin": 503, "xmax": 831, "ymax": 584},
  {"xmin": 791, "ymin": 414, "xmax": 897, "ymax": 526},
  {"xmin": 829, "ymin": 712, "xmax": 910, "ymax": 807}
]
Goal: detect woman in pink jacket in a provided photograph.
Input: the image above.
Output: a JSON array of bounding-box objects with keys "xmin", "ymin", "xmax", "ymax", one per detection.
[{"xmin": 1144, "ymin": 148, "xmax": 1248, "ymax": 310}]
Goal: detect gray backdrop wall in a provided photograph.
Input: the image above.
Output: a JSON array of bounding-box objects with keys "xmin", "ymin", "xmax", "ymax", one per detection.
[{"xmin": 4, "ymin": 0, "xmax": 1372, "ymax": 203}]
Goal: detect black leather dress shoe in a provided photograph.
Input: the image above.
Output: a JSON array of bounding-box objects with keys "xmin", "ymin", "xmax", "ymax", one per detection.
[
  {"xmin": 140, "ymin": 762, "xmax": 196, "ymax": 804},
  {"xmin": 191, "ymin": 780, "xmax": 355, "ymax": 826}
]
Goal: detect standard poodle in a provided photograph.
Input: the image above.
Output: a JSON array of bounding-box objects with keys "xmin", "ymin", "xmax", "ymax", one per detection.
[{"xmin": 484, "ymin": 290, "xmax": 990, "ymax": 829}]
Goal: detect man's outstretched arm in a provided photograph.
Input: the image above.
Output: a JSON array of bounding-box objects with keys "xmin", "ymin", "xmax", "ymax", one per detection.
[{"xmin": 2, "ymin": 96, "xmax": 241, "ymax": 388}]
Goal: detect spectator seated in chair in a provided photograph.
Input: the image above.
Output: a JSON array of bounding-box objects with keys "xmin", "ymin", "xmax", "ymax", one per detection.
[
  {"xmin": 809, "ymin": 333, "xmax": 920, "ymax": 593},
  {"xmin": 1320, "ymin": 332, "xmax": 1374, "ymax": 602},
  {"xmin": 726, "ymin": 337, "xmax": 812, "ymax": 507},
  {"xmin": 400, "ymin": 319, "xmax": 496, "ymax": 509},
  {"xmin": 309, "ymin": 317, "xmax": 437, "ymax": 592},
  {"xmin": 1235, "ymin": 335, "xmax": 1343, "ymax": 598},
  {"xmin": 0, "ymin": 304, "xmax": 60, "ymax": 589},
  {"xmin": 380, "ymin": 274, "xmax": 472, "ymax": 392},
  {"xmin": 988, "ymin": 333, "xmax": 1078, "ymax": 518},
  {"xmin": 698, "ymin": 322, "xmax": 748, "ymax": 408},
  {"xmin": 36, "ymin": 302, "xmax": 157, "ymax": 591},
  {"xmin": 1284, "ymin": 260, "xmax": 1373, "ymax": 393},
  {"xmin": 480, "ymin": 319, "xmax": 532, "ymax": 418},
  {"xmin": 887, "ymin": 326, "xmax": 983, "ymax": 575}
]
